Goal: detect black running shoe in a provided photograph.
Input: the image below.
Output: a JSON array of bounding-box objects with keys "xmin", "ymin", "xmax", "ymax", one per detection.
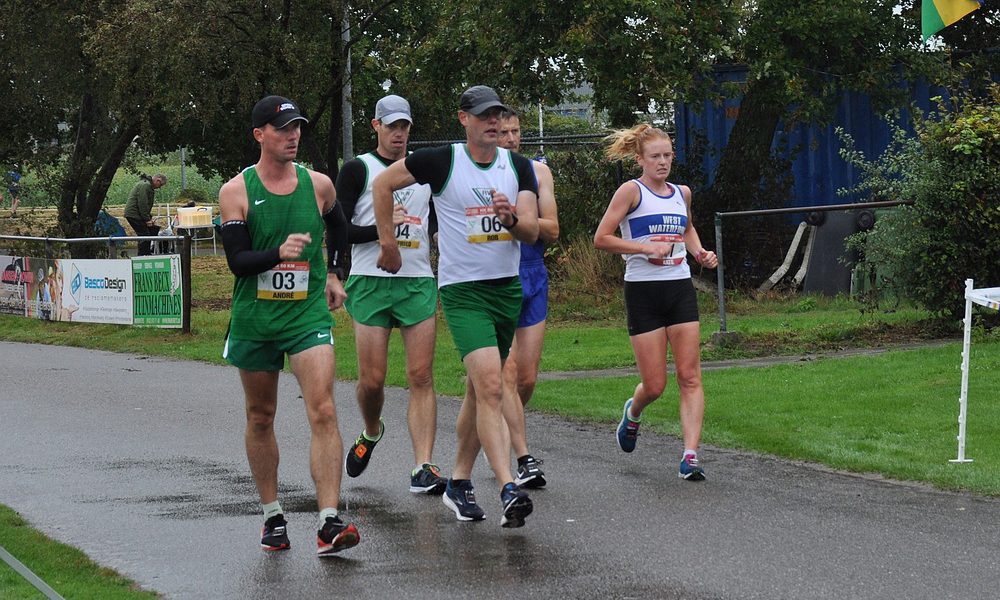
[
  {"xmin": 345, "ymin": 419, "xmax": 383, "ymax": 478},
  {"xmin": 442, "ymin": 479, "xmax": 486, "ymax": 521},
  {"xmin": 260, "ymin": 514, "xmax": 290, "ymax": 551},
  {"xmin": 500, "ymin": 482, "xmax": 533, "ymax": 528},
  {"xmin": 514, "ymin": 455, "xmax": 547, "ymax": 489},
  {"xmin": 316, "ymin": 516, "xmax": 360, "ymax": 556},
  {"xmin": 410, "ymin": 463, "xmax": 447, "ymax": 495}
]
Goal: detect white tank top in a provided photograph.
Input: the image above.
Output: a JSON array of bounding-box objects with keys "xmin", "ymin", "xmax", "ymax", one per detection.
[
  {"xmin": 435, "ymin": 144, "xmax": 521, "ymax": 287},
  {"xmin": 350, "ymin": 153, "xmax": 433, "ymax": 277},
  {"xmin": 619, "ymin": 180, "xmax": 691, "ymax": 282}
]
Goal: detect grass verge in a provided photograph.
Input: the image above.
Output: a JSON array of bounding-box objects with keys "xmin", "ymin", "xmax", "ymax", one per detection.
[
  {"xmin": 0, "ymin": 505, "xmax": 158, "ymax": 599},
  {"xmin": 531, "ymin": 340, "xmax": 1000, "ymax": 495}
]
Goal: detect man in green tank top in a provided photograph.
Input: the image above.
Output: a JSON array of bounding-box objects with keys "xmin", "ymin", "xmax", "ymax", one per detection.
[{"xmin": 218, "ymin": 95, "xmax": 359, "ymax": 556}]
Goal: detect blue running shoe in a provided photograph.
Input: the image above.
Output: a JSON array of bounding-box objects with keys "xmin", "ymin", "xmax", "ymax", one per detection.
[
  {"xmin": 679, "ymin": 455, "xmax": 706, "ymax": 481},
  {"xmin": 442, "ymin": 479, "xmax": 486, "ymax": 521},
  {"xmin": 616, "ymin": 398, "xmax": 641, "ymax": 453},
  {"xmin": 500, "ymin": 482, "xmax": 533, "ymax": 528}
]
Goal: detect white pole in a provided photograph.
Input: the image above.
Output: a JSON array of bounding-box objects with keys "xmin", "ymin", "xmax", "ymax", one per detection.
[
  {"xmin": 950, "ymin": 278, "xmax": 974, "ymax": 463},
  {"xmin": 538, "ymin": 102, "xmax": 544, "ymax": 156}
]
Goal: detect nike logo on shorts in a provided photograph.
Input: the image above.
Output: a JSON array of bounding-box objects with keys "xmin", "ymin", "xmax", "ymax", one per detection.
[{"xmin": 317, "ymin": 333, "xmax": 329, "ymax": 339}]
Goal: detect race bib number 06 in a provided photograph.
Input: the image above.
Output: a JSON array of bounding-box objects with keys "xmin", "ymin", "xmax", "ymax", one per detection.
[
  {"xmin": 257, "ymin": 261, "xmax": 309, "ymax": 300},
  {"xmin": 466, "ymin": 206, "xmax": 512, "ymax": 243},
  {"xmin": 647, "ymin": 234, "xmax": 686, "ymax": 266}
]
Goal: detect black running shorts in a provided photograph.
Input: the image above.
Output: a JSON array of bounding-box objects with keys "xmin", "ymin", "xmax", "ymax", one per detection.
[{"xmin": 624, "ymin": 278, "xmax": 699, "ymax": 336}]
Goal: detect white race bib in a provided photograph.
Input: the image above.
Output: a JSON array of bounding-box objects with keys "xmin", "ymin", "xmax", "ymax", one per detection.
[
  {"xmin": 395, "ymin": 215, "xmax": 423, "ymax": 249},
  {"xmin": 647, "ymin": 234, "xmax": 686, "ymax": 266},
  {"xmin": 465, "ymin": 206, "xmax": 512, "ymax": 244},
  {"xmin": 257, "ymin": 261, "xmax": 309, "ymax": 300}
]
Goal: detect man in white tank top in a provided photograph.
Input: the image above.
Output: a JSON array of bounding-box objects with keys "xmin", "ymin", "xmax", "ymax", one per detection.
[
  {"xmin": 370, "ymin": 86, "xmax": 540, "ymax": 529},
  {"xmin": 334, "ymin": 95, "xmax": 447, "ymax": 496}
]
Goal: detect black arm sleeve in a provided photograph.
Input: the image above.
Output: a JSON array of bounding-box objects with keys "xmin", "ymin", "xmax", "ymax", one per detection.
[
  {"xmin": 323, "ymin": 202, "xmax": 349, "ymax": 277},
  {"xmin": 335, "ymin": 159, "xmax": 379, "ymax": 244},
  {"xmin": 404, "ymin": 146, "xmax": 453, "ymax": 194},
  {"xmin": 220, "ymin": 220, "xmax": 281, "ymax": 278},
  {"xmin": 427, "ymin": 198, "xmax": 438, "ymax": 241}
]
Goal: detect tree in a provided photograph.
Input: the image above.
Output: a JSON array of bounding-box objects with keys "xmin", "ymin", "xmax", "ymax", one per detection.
[
  {"xmin": 841, "ymin": 85, "xmax": 1000, "ymax": 317},
  {"xmin": 1, "ymin": 1, "xmax": 186, "ymax": 246}
]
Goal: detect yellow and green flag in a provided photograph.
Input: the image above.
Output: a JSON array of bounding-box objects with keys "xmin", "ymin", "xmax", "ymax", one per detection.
[{"xmin": 922, "ymin": 0, "xmax": 983, "ymax": 41}]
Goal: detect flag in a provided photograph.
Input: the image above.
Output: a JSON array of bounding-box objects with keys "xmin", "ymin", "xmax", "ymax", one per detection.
[{"xmin": 922, "ymin": 0, "xmax": 983, "ymax": 41}]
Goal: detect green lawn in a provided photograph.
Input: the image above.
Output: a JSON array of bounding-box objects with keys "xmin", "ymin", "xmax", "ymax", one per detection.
[
  {"xmin": 530, "ymin": 339, "xmax": 1000, "ymax": 495},
  {"xmin": 0, "ymin": 506, "xmax": 157, "ymax": 599}
]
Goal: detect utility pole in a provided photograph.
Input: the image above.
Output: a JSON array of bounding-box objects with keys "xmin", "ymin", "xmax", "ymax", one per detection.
[{"xmin": 341, "ymin": 9, "xmax": 354, "ymax": 161}]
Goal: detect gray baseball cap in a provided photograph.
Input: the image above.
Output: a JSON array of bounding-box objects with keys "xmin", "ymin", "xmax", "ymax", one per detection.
[
  {"xmin": 374, "ymin": 95, "xmax": 412, "ymax": 124},
  {"xmin": 459, "ymin": 85, "xmax": 510, "ymax": 116}
]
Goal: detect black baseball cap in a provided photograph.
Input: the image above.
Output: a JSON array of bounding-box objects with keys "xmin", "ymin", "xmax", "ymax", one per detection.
[
  {"xmin": 251, "ymin": 95, "xmax": 308, "ymax": 129},
  {"xmin": 459, "ymin": 85, "xmax": 510, "ymax": 116}
]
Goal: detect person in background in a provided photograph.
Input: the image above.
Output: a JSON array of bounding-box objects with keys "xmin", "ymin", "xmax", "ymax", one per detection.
[
  {"xmin": 336, "ymin": 94, "xmax": 447, "ymax": 496},
  {"xmin": 124, "ymin": 173, "xmax": 167, "ymax": 255},
  {"xmin": 484, "ymin": 108, "xmax": 559, "ymax": 489},
  {"xmin": 593, "ymin": 124, "xmax": 718, "ymax": 481},
  {"xmin": 3, "ymin": 168, "xmax": 22, "ymax": 217}
]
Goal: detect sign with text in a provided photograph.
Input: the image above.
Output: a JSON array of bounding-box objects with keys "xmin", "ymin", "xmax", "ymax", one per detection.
[
  {"xmin": 131, "ymin": 255, "xmax": 182, "ymax": 328},
  {"xmin": 63, "ymin": 259, "xmax": 133, "ymax": 324}
]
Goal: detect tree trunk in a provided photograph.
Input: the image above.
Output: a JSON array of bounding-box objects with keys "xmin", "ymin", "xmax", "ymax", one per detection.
[
  {"xmin": 59, "ymin": 92, "xmax": 97, "ymax": 238},
  {"xmin": 84, "ymin": 121, "xmax": 140, "ymax": 222},
  {"xmin": 695, "ymin": 76, "xmax": 785, "ymax": 286}
]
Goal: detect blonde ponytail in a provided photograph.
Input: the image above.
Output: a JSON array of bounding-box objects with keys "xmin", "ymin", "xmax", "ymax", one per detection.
[{"xmin": 604, "ymin": 124, "xmax": 671, "ymax": 161}]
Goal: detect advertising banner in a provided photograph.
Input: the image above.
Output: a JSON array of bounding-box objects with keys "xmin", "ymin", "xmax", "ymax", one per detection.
[
  {"xmin": 63, "ymin": 259, "xmax": 133, "ymax": 324},
  {"xmin": 0, "ymin": 255, "xmax": 29, "ymax": 316},
  {"xmin": 131, "ymin": 255, "xmax": 182, "ymax": 328},
  {"xmin": 25, "ymin": 257, "xmax": 58, "ymax": 320}
]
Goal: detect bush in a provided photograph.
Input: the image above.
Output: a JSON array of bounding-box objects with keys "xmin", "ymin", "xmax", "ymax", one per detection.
[
  {"xmin": 840, "ymin": 85, "xmax": 1000, "ymax": 317},
  {"xmin": 175, "ymin": 188, "xmax": 212, "ymax": 204}
]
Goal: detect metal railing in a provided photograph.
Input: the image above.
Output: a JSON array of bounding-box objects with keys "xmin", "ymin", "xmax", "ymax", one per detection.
[
  {"xmin": 0, "ymin": 233, "xmax": 194, "ymax": 333},
  {"xmin": 713, "ymin": 200, "xmax": 913, "ymax": 333}
]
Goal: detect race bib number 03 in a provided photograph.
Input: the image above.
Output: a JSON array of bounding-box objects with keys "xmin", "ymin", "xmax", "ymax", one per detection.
[
  {"xmin": 647, "ymin": 234, "xmax": 686, "ymax": 266},
  {"xmin": 395, "ymin": 215, "xmax": 423, "ymax": 249},
  {"xmin": 257, "ymin": 261, "xmax": 309, "ymax": 300},
  {"xmin": 465, "ymin": 206, "xmax": 512, "ymax": 243}
]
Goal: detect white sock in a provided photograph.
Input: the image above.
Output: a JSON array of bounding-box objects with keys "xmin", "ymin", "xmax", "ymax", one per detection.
[
  {"xmin": 318, "ymin": 507, "xmax": 338, "ymax": 527},
  {"xmin": 683, "ymin": 449, "xmax": 698, "ymax": 460},
  {"xmin": 262, "ymin": 500, "xmax": 282, "ymax": 520},
  {"xmin": 626, "ymin": 399, "xmax": 641, "ymax": 422}
]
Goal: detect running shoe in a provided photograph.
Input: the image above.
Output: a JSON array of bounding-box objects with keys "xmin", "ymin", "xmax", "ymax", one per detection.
[
  {"xmin": 410, "ymin": 463, "xmax": 447, "ymax": 495},
  {"xmin": 514, "ymin": 455, "xmax": 547, "ymax": 489},
  {"xmin": 679, "ymin": 455, "xmax": 706, "ymax": 481},
  {"xmin": 442, "ymin": 479, "xmax": 486, "ymax": 521},
  {"xmin": 616, "ymin": 398, "xmax": 641, "ymax": 453},
  {"xmin": 260, "ymin": 514, "xmax": 290, "ymax": 551},
  {"xmin": 500, "ymin": 482, "xmax": 533, "ymax": 528},
  {"xmin": 345, "ymin": 418, "xmax": 384, "ymax": 478},
  {"xmin": 316, "ymin": 516, "xmax": 360, "ymax": 556}
]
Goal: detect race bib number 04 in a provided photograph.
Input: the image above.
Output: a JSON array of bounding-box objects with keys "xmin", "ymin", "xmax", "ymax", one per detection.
[
  {"xmin": 647, "ymin": 234, "xmax": 686, "ymax": 266},
  {"xmin": 465, "ymin": 206, "xmax": 512, "ymax": 243},
  {"xmin": 395, "ymin": 215, "xmax": 423, "ymax": 249},
  {"xmin": 257, "ymin": 261, "xmax": 310, "ymax": 300}
]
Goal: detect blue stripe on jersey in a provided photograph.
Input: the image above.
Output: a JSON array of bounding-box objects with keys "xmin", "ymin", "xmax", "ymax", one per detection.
[{"xmin": 626, "ymin": 213, "xmax": 688, "ymax": 238}]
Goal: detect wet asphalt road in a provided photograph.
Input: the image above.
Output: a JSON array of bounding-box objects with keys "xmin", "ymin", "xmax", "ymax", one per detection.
[{"xmin": 1, "ymin": 341, "xmax": 998, "ymax": 599}]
